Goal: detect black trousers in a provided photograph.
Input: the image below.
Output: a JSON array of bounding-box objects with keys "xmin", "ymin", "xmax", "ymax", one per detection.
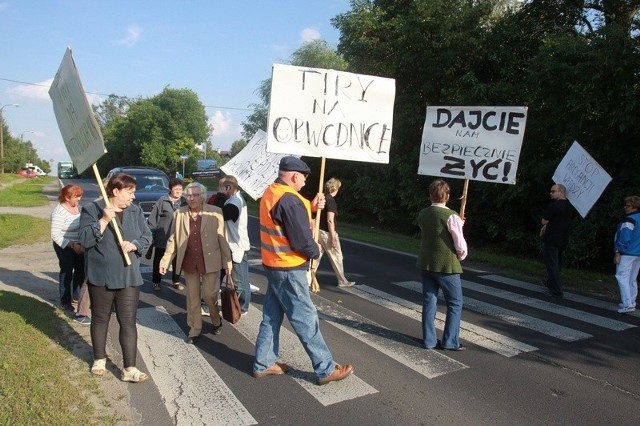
[
  {"xmin": 152, "ymin": 246, "xmax": 180, "ymax": 284},
  {"xmin": 88, "ymin": 284, "xmax": 140, "ymax": 368},
  {"xmin": 52, "ymin": 242, "xmax": 84, "ymax": 305},
  {"xmin": 543, "ymin": 243, "xmax": 565, "ymax": 295}
]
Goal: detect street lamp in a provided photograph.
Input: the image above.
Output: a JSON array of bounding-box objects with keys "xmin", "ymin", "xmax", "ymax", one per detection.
[{"xmin": 0, "ymin": 103, "xmax": 19, "ymax": 174}]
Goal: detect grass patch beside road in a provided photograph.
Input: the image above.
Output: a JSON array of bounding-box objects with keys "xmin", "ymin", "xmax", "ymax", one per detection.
[
  {"xmin": 0, "ymin": 292, "xmax": 103, "ymax": 425},
  {"xmin": 0, "ymin": 177, "xmax": 52, "ymax": 247},
  {"xmin": 0, "ymin": 176, "xmax": 53, "ymax": 207},
  {"xmin": 0, "ymin": 214, "xmax": 50, "ymax": 248}
]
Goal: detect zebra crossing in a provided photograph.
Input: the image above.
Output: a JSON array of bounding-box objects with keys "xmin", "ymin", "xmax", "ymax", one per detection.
[{"xmin": 135, "ymin": 272, "xmax": 636, "ymax": 424}]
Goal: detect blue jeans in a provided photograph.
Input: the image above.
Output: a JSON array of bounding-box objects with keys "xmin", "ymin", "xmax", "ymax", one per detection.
[
  {"xmin": 253, "ymin": 268, "xmax": 335, "ymax": 379},
  {"xmin": 232, "ymin": 252, "xmax": 251, "ymax": 312},
  {"xmin": 421, "ymin": 270, "xmax": 463, "ymax": 349},
  {"xmin": 53, "ymin": 242, "xmax": 84, "ymax": 306}
]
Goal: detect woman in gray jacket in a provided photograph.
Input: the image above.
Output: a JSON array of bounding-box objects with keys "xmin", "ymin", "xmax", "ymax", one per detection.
[
  {"xmin": 79, "ymin": 173, "xmax": 152, "ymax": 382},
  {"xmin": 148, "ymin": 178, "xmax": 186, "ymax": 290}
]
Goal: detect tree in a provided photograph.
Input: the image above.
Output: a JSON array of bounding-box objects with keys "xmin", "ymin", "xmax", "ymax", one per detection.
[
  {"xmin": 97, "ymin": 87, "xmax": 210, "ymax": 175},
  {"xmin": 242, "ymin": 40, "xmax": 348, "ymax": 141},
  {"xmin": 330, "ymin": 0, "xmax": 640, "ymax": 271},
  {"xmin": 229, "ymin": 139, "xmax": 247, "ymax": 158}
]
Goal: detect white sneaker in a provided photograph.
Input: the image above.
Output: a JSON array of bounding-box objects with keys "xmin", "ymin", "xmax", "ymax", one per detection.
[
  {"xmin": 617, "ymin": 306, "xmax": 636, "ymax": 314},
  {"xmin": 250, "ymin": 283, "xmax": 260, "ymax": 293},
  {"xmin": 201, "ymin": 304, "xmax": 210, "ymax": 316},
  {"xmin": 338, "ymin": 281, "xmax": 355, "ymax": 288}
]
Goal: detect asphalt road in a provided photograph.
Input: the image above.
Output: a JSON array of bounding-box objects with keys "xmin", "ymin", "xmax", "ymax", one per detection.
[{"xmin": 12, "ymin": 179, "xmax": 640, "ymax": 425}]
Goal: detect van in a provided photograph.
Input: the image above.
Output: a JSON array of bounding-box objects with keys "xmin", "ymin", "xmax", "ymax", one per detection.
[{"xmin": 25, "ymin": 163, "xmax": 47, "ymax": 176}]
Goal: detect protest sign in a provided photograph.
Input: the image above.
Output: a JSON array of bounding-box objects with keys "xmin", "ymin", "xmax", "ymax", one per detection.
[
  {"xmin": 220, "ymin": 130, "xmax": 293, "ymax": 200},
  {"xmin": 552, "ymin": 141, "xmax": 612, "ymax": 218},
  {"xmin": 48, "ymin": 47, "xmax": 107, "ymax": 174},
  {"xmin": 266, "ymin": 64, "xmax": 396, "ymax": 163},
  {"xmin": 49, "ymin": 48, "xmax": 129, "ymax": 264},
  {"xmin": 418, "ymin": 106, "xmax": 528, "ymax": 184}
]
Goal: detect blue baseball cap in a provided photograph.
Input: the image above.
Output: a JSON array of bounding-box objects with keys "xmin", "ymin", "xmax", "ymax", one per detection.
[{"xmin": 279, "ymin": 156, "xmax": 311, "ymax": 175}]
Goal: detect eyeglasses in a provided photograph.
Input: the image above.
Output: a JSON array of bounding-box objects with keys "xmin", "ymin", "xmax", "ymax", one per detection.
[{"xmin": 186, "ymin": 193, "xmax": 202, "ymax": 198}]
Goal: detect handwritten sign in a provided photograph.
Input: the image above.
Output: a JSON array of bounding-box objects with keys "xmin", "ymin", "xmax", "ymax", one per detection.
[
  {"xmin": 552, "ymin": 141, "xmax": 611, "ymax": 218},
  {"xmin": 266, "ymin": 64, "xmax": 396, "ymax": 163},
  {"xmin": 48, "ymin": 47, "xmax": 106, "ymax": 174},
  {"xmin": 418, "ymin": 106, "xmax": 528, "ymax": 184},
  {"xmin": 220, "ymin": 130, "xmax": 293, "ymax": 200}
]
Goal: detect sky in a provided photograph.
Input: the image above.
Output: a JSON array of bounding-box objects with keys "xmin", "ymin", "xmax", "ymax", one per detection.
[{"xmin": 0, "ymin": 0, "xmax": 351, "ymax": 171}]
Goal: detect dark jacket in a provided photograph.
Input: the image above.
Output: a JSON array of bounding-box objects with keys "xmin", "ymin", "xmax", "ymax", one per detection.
[
  {"xmin": 79, "ymin": 200, "xmax": 152, "ymax": 289},
  {"xmin": 148, "ymin": 194, "xmax": 187, "ymax": 248}
]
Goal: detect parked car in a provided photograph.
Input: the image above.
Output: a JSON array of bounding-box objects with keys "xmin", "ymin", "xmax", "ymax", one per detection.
[
  {"xmin": 17, "ymin": 168, "xmax": 39, "ymax": 178},
  {"xmin": 105, "ymin": 166, "xmax": 170, "ymax": 217}
]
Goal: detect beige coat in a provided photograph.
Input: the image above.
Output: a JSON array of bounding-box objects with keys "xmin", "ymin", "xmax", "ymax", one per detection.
[{"xmin": 160, "ymin": 204, "xmax": 232, "ymax": 274}]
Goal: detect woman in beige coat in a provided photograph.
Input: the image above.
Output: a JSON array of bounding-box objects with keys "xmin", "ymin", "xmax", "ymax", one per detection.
[{"xmin": 160, "ymin": 182, "xmax": 232, "ymax": 344}]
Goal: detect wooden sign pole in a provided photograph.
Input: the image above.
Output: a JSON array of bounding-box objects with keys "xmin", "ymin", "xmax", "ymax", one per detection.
[
  {"xmin": 309, "ymin": 157, "xmax": 326, "ymax": 293},
  {"xmin": 93, "ymin": 164, "xmax": 131, "ymax": 265}
]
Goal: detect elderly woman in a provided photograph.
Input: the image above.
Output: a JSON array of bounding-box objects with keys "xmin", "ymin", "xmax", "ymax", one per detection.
[
  {"xmin": 51, "ymin": 184, "xmax": 85, "ymax": 312},
  {"xmin": 79, "ymin": 173, "xmax": 152, "ymax": 382},
  {"xmin": 160, "ymin": 182, "xmax": 232, "ymax": 344}
]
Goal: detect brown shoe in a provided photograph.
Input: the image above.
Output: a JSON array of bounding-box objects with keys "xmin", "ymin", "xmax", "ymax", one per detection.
[
  {"xmin": 253, "ymin": 362, "xmax": 289, "ymax": 378},
  {"xmin": 317, "ymin": 364, "xmax": 354, "ymax": 385}
]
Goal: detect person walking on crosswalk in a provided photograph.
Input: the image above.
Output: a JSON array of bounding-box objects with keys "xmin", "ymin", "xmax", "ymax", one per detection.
[
  {"xmin": 416, "ymin": 179, "xmax": 468, "ymax": 351},
  {"xmin": 253, "ymin": 156, "xmax": 354, "ymax": 385},
  {"xmin": 613, "ymin": 195, "xmax": 640, "ymax": 313}
]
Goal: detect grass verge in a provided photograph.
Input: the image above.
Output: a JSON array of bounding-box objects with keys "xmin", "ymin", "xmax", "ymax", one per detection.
[
  {"xmin": 0, "ymin": 214, "xmax": 51, "ymax": 249},
  {"xmin": 0, "ymin": 292, "xmax": 106, "ymax": 425},
  {"xmin": 0, "ymin": 177, "xmax": 53, "ymax": 207}
]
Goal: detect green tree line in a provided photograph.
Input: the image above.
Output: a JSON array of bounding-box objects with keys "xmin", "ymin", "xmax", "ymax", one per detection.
[
  {"xmin": 92, "ymin": 0, "xmax": 638, "ymax": 273},
  {"xmin": 0, "ymin": 121, "xmax": 50, "ymax": 173},
  {"xmin": 244, "ymin": 1, "xmax": 639, "ymax": 272}
]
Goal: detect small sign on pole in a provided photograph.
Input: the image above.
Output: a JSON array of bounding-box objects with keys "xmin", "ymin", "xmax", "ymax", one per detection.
[{"xmin": 552, "ymin": 141, "xmax": 612, "ymax": 218}]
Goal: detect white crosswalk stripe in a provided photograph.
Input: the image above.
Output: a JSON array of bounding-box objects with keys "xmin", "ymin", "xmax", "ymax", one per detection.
[
  {"xmin": 348, "ymin": 283, "xmax": 538, "ymax": 357},
  {"xmin": 482, "ymin": 274, "xmax": 640, "ymax": 318},
  {"xmin": 394, "ymin": 280, "xmax": 592, "ymax": 342},
  {"xmin": 462, "ymin": 279, "xmax": 635, "ymax": 331},
  {"xmin": 137, "ymin": 306, "xmax": 257, "ymax": 426},
  {"xmin": 134, "ymin": 269, "xmax": 636, "ymax": 420},
  {"xmin": 310, "ymin": 293, "xmax": 468, "ymax": 377},
  {"xmin": 233, "ymin": 306, "xmax": 378, "ymax": 406}
]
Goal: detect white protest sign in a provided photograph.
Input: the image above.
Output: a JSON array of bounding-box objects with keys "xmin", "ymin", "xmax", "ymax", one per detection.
[
  {"xmin": 266, "ymin": 64, "xmax": 396, "ymax": 163},
  {"xmin": 49, "ymin": 48, "xmax": 106, "ymax": 174},
  {"xmin": 418, "ymin": 106, "xmax": 528, "ymax": 184},
  {"xmin": 552, "ymin": 141, "xmax": 612, "ymax": 218},
  {"xmin": 220, "ymin": 130, "xmax": 294, "ymax": 200}
]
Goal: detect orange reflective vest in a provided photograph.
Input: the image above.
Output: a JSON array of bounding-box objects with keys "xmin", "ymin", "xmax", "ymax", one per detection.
[{"xmin": 260, "ymin": 182, "xmax": 311, "ymax": 269}]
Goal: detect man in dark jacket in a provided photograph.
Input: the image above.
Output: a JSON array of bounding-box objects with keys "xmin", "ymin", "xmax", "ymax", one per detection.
[{"xmin": 540, "ymin": 183, "xmax": 573, "ymax": 297}]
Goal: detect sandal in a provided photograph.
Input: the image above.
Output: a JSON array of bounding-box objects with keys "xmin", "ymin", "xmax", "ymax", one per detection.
[
  {"xmin": 173, "ymin": 282, "xmax": 185, "ymax": 290},
  {"xmin": 121, "ymin": 367, "xmax": 149, "ymax": 383},
  {"xmin": 91, "ymin": 358, "xmax": 106, "ymax": 376},
  {"xmin": 153, "ymin": 283, "xmax": 161, "ymax": 291}
]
